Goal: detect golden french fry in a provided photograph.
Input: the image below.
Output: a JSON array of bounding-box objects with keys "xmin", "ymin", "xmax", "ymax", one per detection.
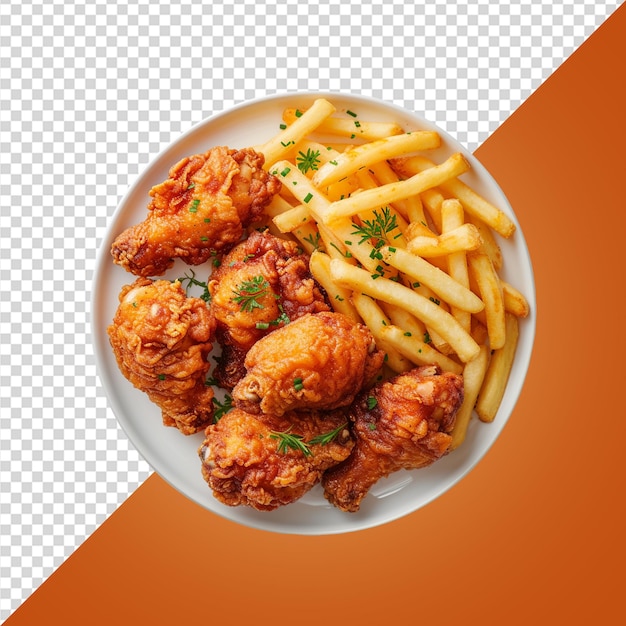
[
  {"xmin": 282, "ymin": 108, "xmax": 404, "ymax": 141},
  {"xmin": 381, "ymin": 301, "xmax": 426, "ymax": 337},
  {"xmin": 466, "ymin": 214, "xmax": 503, "ymax": 270},
  {"xmin": 468, "ymin": 253, "xmax": 506, "ymax": 350},
  {"xmin": 378, "ymin": 324, "xmax": 463, "ymax": 375},
  {"xmin": 260, "ymin": 99, "xmax": 336, "ymax": 167},
  {"xmin": 475, "ymin": 313, "xmax": 520, "ymax": 422},
  {"xmin": 273, "ymin": 203, "xmax": 312, "ymax": 233},
  {"xmin": 419, "ymin": 187, "xmax": 445, "ymax": 233},
  {"xmin": 406, "ymin": 223, "xmax": 483, "ymax": 257},
  {"xmin": 329, "ymin": 258, "xmax": 480, "ymax": 362},
  {"xmin": 351, "ymin": 293, "xmax": 413, "ymax": 374},
  {"xmin": 322, "ymin": 153, "xmax": 470, "ymax": 223},
  {"xmin": 441, "ymin": 199, "xmax": 472, "ymax": 333},
  {"xmin": 269, "ymin": 159, "xmax": 332, "ymax": 221},
  {"xmin": 312, "ymin": 131, "xmax": 441, "ymax": 188},
  {"xmin": 393, "ymin": 155, "xmax": 516, "ymax": 238},
  {"xmin": 264, "ymin": 194, "xmax": 298, "ymax": 218},
  {"xmin": 380, "ymin": 245, "xmax": 484, "ymax": 313},
  {"xmin": 324, "ymin": 175, "xmax": 361, "ymax": 201},
  {"xmin": 365, "ymin": 160, "xmax": 428, "ymax": 224},
  {"xmin": 502, "ymin": 280, "xmax": 530, "ymax": 318},
  {"xmin": 291, "ymin": 222, "xmax": 323, "ymax": 256},
  {"xmin": 308, "ymin": 250, "xmax": 361, "ymax": 322},
  {"xmin": 449, "ymin": 344, "xmax": 491, "ymax": 450}
]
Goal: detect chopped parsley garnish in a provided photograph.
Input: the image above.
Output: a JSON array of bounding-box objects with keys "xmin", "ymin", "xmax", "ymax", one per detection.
[
  {"xmin": 177, "ymin": 269, "xmax": 210, "ymax": 302},
  {"xmin": 366, "ymin": 396, "xmax": 378, "ymax": 410},
  {"xmin": 232, "ymin": 275, "xmax": 271, "ymax": 312},
  {"xmin": 296, "ymin": 148, "xmax": 321, "ymax": 174},
  {"xmin": 352, "ymin": 206, "xmax": 399, "ymax": 246},
  {"xmin": 255, "ymin": 305, "xmax": 290, "ymax": 330},
  {"xmin": 351, "ymin": 206, "xmax": 401, "ymax": 278},
  {"xmin": 212, "ymin": 395, "xmax": 233, "ymax": 422},
  {"xmin": 303, "ymin": 231, "xmax": 322, "ymax": 251}
]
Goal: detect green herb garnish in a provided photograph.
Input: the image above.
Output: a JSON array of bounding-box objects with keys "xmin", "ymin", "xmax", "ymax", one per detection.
[
  {"xmin": 366, "ymin": 396, "xmax": 378, "ymax": 410},
  {"xmin": 232, "ymin": 275, "xmax": 271, "ymax": 312},
  {"xmin": 177, "ymin": 269, "xmax": 210, "ymax": 302},
  {"xmin": 308, "ymin": 422, "xmax": 348, "ymax": 446},
  {"xmin": 270, "ymin": 428, "xmax": 312, "ymax": 456},
  {"xmin": 296, "ymin": 148, "xmax": 321, "ymax": 174},
  {"xmin": 212, "ymin": 395, "xmax": 233, "ymax": 422}
]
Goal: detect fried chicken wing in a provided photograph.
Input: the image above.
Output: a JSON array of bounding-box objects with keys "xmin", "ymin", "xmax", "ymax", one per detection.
[
  {"xmin": 322, "ymin": 365, "xmax": 464, "ymax": 512},
  {"xmin": 107, "ymin": 277, "xmax": 217, "ymax": 434},
  {"xmin": 199, "ymin": 407, "xmax": 353, "ymax": 511},
  {"xmin": 111, "ymin": 147, "xmax": 281, "ymax": 277},
  {"xmin": 208, "ymin": 230, "xmax": 331, "ymax": 388},
  {"xmin": 232, "ymin": 311, "xmax": 386, "ymax": 417}
]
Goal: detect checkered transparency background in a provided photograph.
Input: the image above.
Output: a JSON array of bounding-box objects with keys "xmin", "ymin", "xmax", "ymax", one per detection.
[{"xmin": 0, "ymin": 0, "xmax": 620, "ymax": 618}]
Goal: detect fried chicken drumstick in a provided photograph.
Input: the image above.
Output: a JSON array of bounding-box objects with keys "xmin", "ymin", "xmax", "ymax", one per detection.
[
  {"xmin": 232, "ymin": 311, "xmax": 386, "ymax": 417},
  {"xmin": 198, "ymin": 407, "xmax": 353, "ymax": 511},
  {"xmin": 107, "ymin": 277, "xmax": 217, "ymax": 434},
  {"xmin": 322, "ymin": 365, "xmax": 464, "ymax": 512},
  {"xmin": 208, "ymin": 230, "xmax": 331, "ymax": 388},
  {"xmin": 111, "ymin": 147, "xmax": 281, "ymax": 277}
]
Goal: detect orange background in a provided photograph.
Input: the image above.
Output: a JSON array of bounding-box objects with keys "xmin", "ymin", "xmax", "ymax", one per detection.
[{"xmin": 7, "ymin": 5, "xmax": 626, "ymax": 625}]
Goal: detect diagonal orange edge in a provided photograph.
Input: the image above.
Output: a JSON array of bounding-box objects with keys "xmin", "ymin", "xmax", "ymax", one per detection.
[{"xmin": 7, "ymin": 5, "xmax": 626, "ymax": 624}]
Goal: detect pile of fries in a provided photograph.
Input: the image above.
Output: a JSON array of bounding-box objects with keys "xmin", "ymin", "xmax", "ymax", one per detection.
[{"xmin": 255, "ymin": 98, "xmax": 529, "ymax": 449}]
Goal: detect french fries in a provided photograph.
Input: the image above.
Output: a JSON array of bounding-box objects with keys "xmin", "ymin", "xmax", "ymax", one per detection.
[
  {"xmin": 312, "ymin": 131, "xmax": 441, "ymax": 188},
  {"xmin": 475, "ymin": 313, "xmax": 520, "ymax": 422},
  {"xmin": 322, "ymin": 153, "xmax": 470, "ymax": 223},
  {"xmin": 329, "ymin": 258, "xmax": 481, "ymax": 363},
  {"xmin": 257, "ymin": 98, "xmax": 530, "ymax": 446}
]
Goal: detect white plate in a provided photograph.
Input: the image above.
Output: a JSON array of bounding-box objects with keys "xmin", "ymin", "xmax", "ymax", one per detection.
[{"xmin": 91, "ymin": 92, "xmax": 536, "ymax": 535}]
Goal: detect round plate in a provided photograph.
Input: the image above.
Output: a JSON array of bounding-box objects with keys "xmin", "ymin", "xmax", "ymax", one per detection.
[{"xmin": 91, "ymin": 92, "xmax": 536, "ymax": 535}]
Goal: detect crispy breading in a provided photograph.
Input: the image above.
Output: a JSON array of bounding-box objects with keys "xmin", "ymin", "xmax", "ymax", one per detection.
[
  {"xmin": 232, "ymin": 311, "xmax": 386, "ymax": 416},
  {"xmin": 199, "ymin": 407, "xmax": 353, "ymax": 511},
  {"xmin": 111, "ymin": 147, "xmax": 281, "ymax": 276},
  {"xmin": 322, "ymin": 365, "xmax": 464, "ymax": 512},
  {"xmin": 107, "ymin": 277, "xmax": 216, "ymax": 434},
  {"xmin": 208, "ymin": 230, "xmax": 330, "ymax": 389}
]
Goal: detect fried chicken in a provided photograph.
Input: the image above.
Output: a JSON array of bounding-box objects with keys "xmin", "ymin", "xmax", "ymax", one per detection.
[
  {"xmin": 107, "ymin": 277, "xmax": 217, "ymax": 434},
  {"xmin": 322, "ymin": 365, "xmax": 464, "ymax": 512},
  {"xmin": 232, "ymin": 311, "xmax": 386, "ymax": 417},
  {"xmin": 111, "ymin": 147, "xmax": 281, "ymax": 277},
  {"xmin": 198, "ymin": 407, "xmax": 353, "ymax": 511},
  {"xmin": 208, "ymin": 230, "xmax": 331, "ymax": 388}
]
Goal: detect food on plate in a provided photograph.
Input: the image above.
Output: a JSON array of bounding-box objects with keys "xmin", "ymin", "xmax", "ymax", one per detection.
[
  {"xmin": 198, "ymin": 407, "xmax": 353, "ymax": 511},
  {"xmin": 111, "ymin": 146, "xmax": 281, "ymax": 277},
  {"xmin": 208, "ymin": 229, "xmax": 330, "ymax": 389},
  {"xmin": 232, "ymin": 311, "xmax": 386, "ymax": 417},
  {"xmin": 107, "ymin": 277, "xmax": 217, "ymax": 434},
  {"xmin": 105, "ymin": 96, "xmax": 531, "ymax": 515},
  {"xmin": 322, "ymin": 365, "xmax": 464, "ymax": 512}
]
